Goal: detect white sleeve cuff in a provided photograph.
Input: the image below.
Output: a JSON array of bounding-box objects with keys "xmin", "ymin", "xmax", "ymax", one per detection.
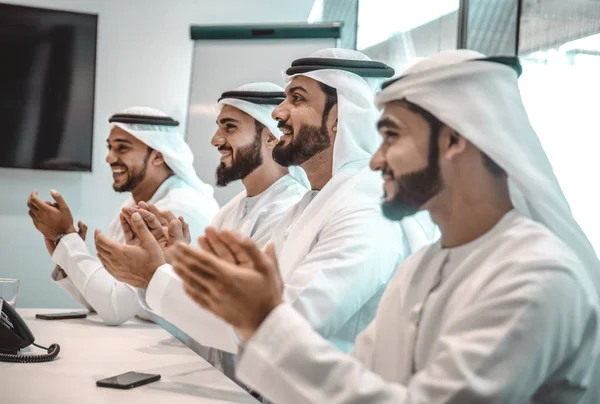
[
  {"xmin": 51, "ymin": 270, "xmax": 95, "ymax": 312},
  {"xmin": 135, "ymin": 287, "xmax": 152, "ymax": 313},
  {"xmin": 52, "ymin": 233, "xmax": 86, "ymax": 270},
  {"xmin": 146, "ymin": 264, "xmax": 177, "ymax": 315},
  {"xmin": 236, "ymin": 304, "xmax": 308, "ymax": 384}
]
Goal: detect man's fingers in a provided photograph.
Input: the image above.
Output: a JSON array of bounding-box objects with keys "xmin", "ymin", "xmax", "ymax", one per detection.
[
  {"xmin": 143, "ymin": 204, "xmax": 166, "ymax": 226},
  {"xmin": 264, "ymin": 242, "xmax": 281, "ymax": 279},
  {"xmin": 27, "ymin": 191, "xmax": 45, "ymax": 210},
  {"xmin": 121, "ymin": 206, "xmax": 138, "ymax": 222},
  {"xmin": 205, "ymin": 227, "xmax": 237, "ymax": 263},
  {"xmin": 50, "ymin": 189, "xmax": 69, "ymax": 212},
  {"xmin": 94, "ymin": 229, "xmax": 116, "ymax": 257},
  {"xmin": 77, "ymin": 221, "xmax": 88, "ymax": 240},
  {"xmin": 131, "ymin": 212, "xmax": 158, "ymax": 245},
  {"xmin": 183, "ymin": 282, "xmax": 214, "ymax": 311},
  {"xmin": 28, "ymin": 197, "xmax": 42, "ymax": 211},
  {"xmin": 198, "ymin": 236, "xmax": 212, "ymax": 253},
  {"xmin": 161, "ymin": 209, "xmax": 178, "ymax": 224},
  {"xmin": 96, "ymin": 251, "xmax": 112, "ymax": 273},
  {"xmin": 164, "ymin": 245, "xmax": 176, "ymax": 264},
  {"xmin": 28, "ymin": 210, "xmax": 38, "ymax": 221},
  {"xmin": 171, "ymin": 243, "xmax": 222, "ymax": 279},
  {"xmin": 179, "ymin": 217, "xmax": 191, "ymax": 244},
  {"xmin": 27, "ymin": 191, "xmax": 37, "ymax": 207},
  {"xmin": 264, "ymin": 242, "xmax": 277, "ymax": 264},
  {"xmin": 96, "ymin": 246, "xmax": 114, "ymax": 269},
  {"xmin": 120, "ymin": 213, "xmax": 136, "ymax": 244},
  {"xmin": 138, "ymin": 210, "xmax": 168, "ymax": 243},
  {"xmin": 175, "ymin": 257, "xmax": 221, "ymax": 301},
  {"xmin": 94, "ymin": 229, "xmax": 111, "ymax": 252},
  {"xmin": 140, "ymin": 202, "xmax": 169, "ymax": 227},
  {"xmin": 138, "ymin": 209, "xmax": 163, "ymax": 231},
  {"xmin": 168, "ymin": 219, "xmax": 183, "ymax": 243},
  {"xmin": 217, "ymin": 230, "xmax": 253, "ymax": 266},
  {"xmin": 223, "ymin": 230, "xmax": 271, "ymax": 274}
]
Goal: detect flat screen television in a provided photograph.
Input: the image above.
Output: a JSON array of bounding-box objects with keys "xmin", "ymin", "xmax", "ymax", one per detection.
[{"xmin": 0, "ymin": 3, "xmax": 97, "ymax": 172}]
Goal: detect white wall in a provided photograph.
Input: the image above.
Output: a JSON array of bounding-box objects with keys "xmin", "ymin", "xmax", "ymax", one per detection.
[
  {"xmin": 0, "ymin": 0, "xmax": 314, "ymax": 308},
  {"xmin": 188, "ymin": 37, "xmax": 337, "ymax": 206}
]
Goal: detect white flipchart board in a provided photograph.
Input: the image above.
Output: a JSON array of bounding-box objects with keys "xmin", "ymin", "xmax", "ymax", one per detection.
[{"xmin": 186, "ymin": 24, "xmax": 339, "ymax": 206}]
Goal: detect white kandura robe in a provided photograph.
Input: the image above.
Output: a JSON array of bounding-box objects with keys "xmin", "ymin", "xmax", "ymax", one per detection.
[
  {"xmin": 210, "ymin": 174, "xmax": 307, "ymax": 248},
  {"xmin": 51, "ymin": 175, "xmax": 219, "ymax": 325},
  {"xmin": 235, "ymin": 210, "xmax": 600, "ymax": 404},
  {"xmin": 159, "ymin": 173, "xmax": 307, "ymax": 377},
  {"xmin": 145, "ymin": 161, "xmax": 433, "ymax": 355}
]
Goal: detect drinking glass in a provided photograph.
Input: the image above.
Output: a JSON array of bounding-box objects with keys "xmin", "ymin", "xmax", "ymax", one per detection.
[{"xmin": 0, "ymin": 278, "xmax": 20, "ymax": 308}]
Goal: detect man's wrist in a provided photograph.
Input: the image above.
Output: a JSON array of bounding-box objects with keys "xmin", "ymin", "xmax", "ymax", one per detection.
[
  {"xmin": 237, "ymin": 298, "xmax": 283, "ymax": 341},
  {"xmin": 51, "ymin": 226, "xmax": 76, "ymax": 242},
  {"xmin": 54, "ymin": 230, "xmax": 76, "ymax": 247}
]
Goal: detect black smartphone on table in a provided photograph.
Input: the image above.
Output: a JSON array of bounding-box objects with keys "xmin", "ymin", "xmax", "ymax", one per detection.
[
  {"xmin": 36, "ymin": 312, "xmax": 87, "ymax": 320},
  {"xmin": 96, "ymin": 371, "xmax": 161, "ymax": 389}
]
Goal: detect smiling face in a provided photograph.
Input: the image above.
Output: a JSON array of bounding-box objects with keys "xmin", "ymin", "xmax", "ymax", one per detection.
[
  {"xmin": 271, "ymin": 76, "xmax": 337, "ymax": 167},
  {"xmin": 370, "ymin": 100, "xmax": 445, "ymax": 220},
  {"xmin": 212, "ymin": 105, "xmax": 266, "ymax": 186},
  {"xmin": 105, "ymin": 126, "xmax": 154, "ymax": 193}
]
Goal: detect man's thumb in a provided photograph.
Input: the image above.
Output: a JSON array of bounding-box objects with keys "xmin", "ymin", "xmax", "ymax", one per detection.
[
  {"xmin": 264, "ymin": 243, "xmax": 277, "ymax": 265},
  {"xmin": 131, "ymin": 212, "xmax": 153, "ymax": 243},
  {"xmin": 50, "ymin": 190, "xmax": 69, "ymax": 211},
  {"xmin": 77, "ymin": 221, "xmax": 88, "ymax": 240},
  {"xmin": 168, "ymin": 219, "xmax": 183, "ymax": 240}
]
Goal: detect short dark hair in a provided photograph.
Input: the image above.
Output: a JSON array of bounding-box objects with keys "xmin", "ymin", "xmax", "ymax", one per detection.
[
  {"xmin": 318, "ymin": 81, "xmax": 338, "ymax": 123},
  {"xmin": 404, "ymin": 101, "xmax": 506, "ymax": 177},
  {"xmin": 481, "ymin": 153, "xmax": 506, "ymax": 177},
  {"xmin": 254, "ymin": 119, "xmax": 265, "ymax": 136}
]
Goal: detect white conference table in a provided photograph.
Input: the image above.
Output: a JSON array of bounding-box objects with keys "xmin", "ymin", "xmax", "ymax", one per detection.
[{"xmin": 0, "ymin": 309, "xmax": 257, "ymax": 404}]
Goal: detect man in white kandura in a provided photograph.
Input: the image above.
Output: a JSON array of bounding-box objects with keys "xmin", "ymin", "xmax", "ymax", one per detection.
[
  {"xmin": 96, "ymin": 83, "xmax": 308, "ymax": 377},
  {"xmin": 27, "ymin": 107, "xmax": 219, "ymax": 325},
  {"xmin": 153, "ymin": 48, "xmax": 436, "ymax": 356},
  {"xmin": 209, "ymin": 82, "xmax": 308, "ymax": 246},
  {"xmin": 173, "ymin": 51, "xmax": 600, "ymax": 403}
]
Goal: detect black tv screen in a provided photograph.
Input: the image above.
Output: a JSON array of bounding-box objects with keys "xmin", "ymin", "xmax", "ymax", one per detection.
[{"xmin": 0, "ymin": 4, "xmax": 97, "ymax": 172}]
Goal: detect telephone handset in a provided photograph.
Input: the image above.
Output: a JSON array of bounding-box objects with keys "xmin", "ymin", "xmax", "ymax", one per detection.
[{"xmin": 0, "ymin": 299, "xmax": 60, "ymax": 363}]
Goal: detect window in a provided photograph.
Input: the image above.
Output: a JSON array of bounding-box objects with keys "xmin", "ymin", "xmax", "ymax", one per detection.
[
  {"xmin": 357, "ymin": 0, "xmax": 460, "ymax": 72},
  {"xmin": 519, "ymin": 33, "xmax": 600, "ymax": 254}
]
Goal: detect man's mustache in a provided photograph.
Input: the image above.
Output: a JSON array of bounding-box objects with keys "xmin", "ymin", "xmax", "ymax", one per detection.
[{"xmin": 277, "ymin": 121, "xmax": 293, "ymax": 132}]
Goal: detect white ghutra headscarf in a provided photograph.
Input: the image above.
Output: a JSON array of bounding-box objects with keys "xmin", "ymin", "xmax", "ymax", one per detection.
[
  {"xmin": 283, "ymin": 48, "xmax": 395, "ymax": 174},
  {"xmin": 217, "ymin": 82, "xmax": 309, "ymax": 188},
  {"xmin": 109, "ymin": 106, "xmax": 214, "ymax": 199},
  {"xmin": 376, "ymin": 49, "xmax": 600, "ymax": 285}
]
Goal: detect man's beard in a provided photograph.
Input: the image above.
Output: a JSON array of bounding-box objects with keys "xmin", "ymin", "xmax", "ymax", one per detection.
[
  {"xmin": 381, "ymin": 133, "xmax": 443, "ymax": 221},
  {"xmin": 112, "ymin": 151, "xmax": 151, "ymax": 193},
  {"xmin": 272, "ymin": 120, "xmax": 331, "ymax": 167},
  {"xmin": 215, "ymin": 132, "xmax": 263, "ymax": 187}
]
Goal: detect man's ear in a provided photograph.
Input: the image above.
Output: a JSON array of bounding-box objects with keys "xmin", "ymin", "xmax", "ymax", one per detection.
[
  {"xmin": 152, "ymin": 151, "xmax": 166, "ymax": 166},
  {"xmin": 439, "ymin": 126, "xmax": 467, "ymax": 161},
  {"xmin": 265, "ymin": 131, "xmax": 279, "ymax": 150},
  {"xmin": 329, "ymin": 104, "xmax": 339, "ymax": 134}
]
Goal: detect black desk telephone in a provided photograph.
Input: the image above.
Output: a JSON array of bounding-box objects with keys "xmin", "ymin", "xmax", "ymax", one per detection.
[{"xmin": 0, "ymin": 299, "xmax": 60, "ymax": 363}]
